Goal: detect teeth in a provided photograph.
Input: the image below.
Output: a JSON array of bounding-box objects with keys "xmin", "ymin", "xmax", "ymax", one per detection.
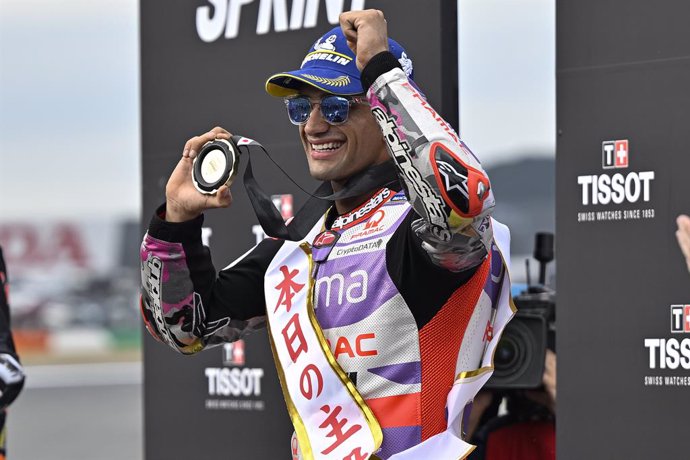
[{"xmin": 311, "ymin": 142, "xmax": 343, "ymax": 151}]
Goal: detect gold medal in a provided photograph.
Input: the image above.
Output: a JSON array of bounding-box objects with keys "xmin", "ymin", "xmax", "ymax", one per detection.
[{"xmin": 192, "ymin": 139, "xmax": 240, "ymax": 195}]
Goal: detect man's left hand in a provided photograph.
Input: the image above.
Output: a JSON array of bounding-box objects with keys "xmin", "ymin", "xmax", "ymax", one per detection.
[{"xmin": 339, "ymin": 10, "xmax": 389, "ymax": 72}]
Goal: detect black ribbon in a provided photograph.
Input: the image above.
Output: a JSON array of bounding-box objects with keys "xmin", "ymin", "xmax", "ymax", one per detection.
[{"xmin": 238, "ymin": 138, "xmax": 400, "ymax": 241}]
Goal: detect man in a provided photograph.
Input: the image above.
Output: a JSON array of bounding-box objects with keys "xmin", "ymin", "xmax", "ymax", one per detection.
[
  {"xmin": 0, "ymin": 247, "xmax": 26, "ymax": 460},
  {"xmin": 140, "ymin": 10, "xmax": 513, "ymax": 459}
]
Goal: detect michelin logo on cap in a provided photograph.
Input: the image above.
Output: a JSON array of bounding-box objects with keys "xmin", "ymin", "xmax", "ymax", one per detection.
[
  {"xmin": 302, "ymin": 35, "xmax": 353, "ymax": 67},
  {"xmin": 399, "ymin": 51, "xmax": 413, "ymax": 77},
  {"xmin": 314, "ymin": 34, "xmax": 337, "ymax": 51}
]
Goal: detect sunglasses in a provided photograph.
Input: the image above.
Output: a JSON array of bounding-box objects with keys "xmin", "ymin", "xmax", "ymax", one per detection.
[{"xmin": 284, "ymin": 95, "xmax": 368, "ymax": 126}]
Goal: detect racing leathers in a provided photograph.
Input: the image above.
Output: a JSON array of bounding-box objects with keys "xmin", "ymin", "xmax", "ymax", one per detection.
[
  {"xmin": 0, "ymin": 247, "xmax": 26, "ymax": 459},
  {"xmin": 140, "ymin": 53, "xmax": 511, "ymax": 459}
]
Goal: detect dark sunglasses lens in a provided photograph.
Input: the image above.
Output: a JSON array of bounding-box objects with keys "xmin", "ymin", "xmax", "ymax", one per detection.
[
  {"xmin": 321, "ymin": 96, "xmax": 350, "ymax": 124},
  {"xmin": 287, "ymin": 97, "xmax": 311, "ymax": 124}
]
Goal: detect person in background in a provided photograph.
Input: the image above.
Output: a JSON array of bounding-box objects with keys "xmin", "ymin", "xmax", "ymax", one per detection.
[
  {"xmin": 466, "ymin": 350, "xmax": 556, "ymax": 460},
  {"xmin": 0, "ymin": 247, "xmax": 26, "ymax": 460}
]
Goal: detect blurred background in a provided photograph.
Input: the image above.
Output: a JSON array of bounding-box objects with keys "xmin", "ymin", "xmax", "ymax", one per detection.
[{"xmin": 0, "ymin": 0, "xmax": 553, "ymax": 458}]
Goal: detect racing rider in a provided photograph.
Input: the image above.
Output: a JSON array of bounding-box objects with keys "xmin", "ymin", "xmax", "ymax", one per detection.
[{"xmin": 140, "ymin": 10, "xmax": 513, "ymax": 459}]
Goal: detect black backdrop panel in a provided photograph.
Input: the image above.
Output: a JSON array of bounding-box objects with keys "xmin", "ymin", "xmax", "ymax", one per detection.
[
  {"xmin": 141, "ymin": 1, "xmax": 456, "ymax": 458},
  {"xmin": 557, "ymin": 1, "xmax": 690, "ymax": 458}
]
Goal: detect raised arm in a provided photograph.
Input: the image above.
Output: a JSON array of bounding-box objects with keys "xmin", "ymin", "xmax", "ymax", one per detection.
[
  {"xmin": 139, "ymin": 128, "xmax": 274, "ymax": 354},
  {"xmin": 342, "ymin": 10, "xmax": 495, "ymax": 272}
]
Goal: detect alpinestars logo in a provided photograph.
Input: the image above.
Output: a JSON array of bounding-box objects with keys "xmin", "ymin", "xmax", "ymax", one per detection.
[
  {"xmin": 644, "ymin": 305, "xmax": 690, "ymax": 387},
  {"xmin": 437, "ymin": 161, "xmax": 469, "ymax": 201},
  {"xmin": 576, "ymin": 139, "xmax": 656, "ymax": 223},
  {"xmin": 372, "ymin": 107, "xmax": 451, "ymax": 241},
  {"xmin": 196, "ymin": 0, "xmax": 365, "ymax": 42},
  {"xmin": 332, "ymin": 188, "xmax": 391, "ymax": 230}
]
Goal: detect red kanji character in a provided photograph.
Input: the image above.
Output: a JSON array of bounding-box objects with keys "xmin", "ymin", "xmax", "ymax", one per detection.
[
  {"xmin": 300, "ymin": 364, "xmax": 323, "ymax": 400},
  {"xmin": 274, "ymin": 265, "xmax": 304, "ymax": 313},
  {"xmin": 282, "ymin": 313, "xmax": 308, "ymax": 363},
  {"xmin": 318, "ymin": 405, "xmax": 362, "ymax": 455},
  {"xmin": 343, "ymin": 447, "xmax": 369, "ymax": 460},
  {"xmin": 483, "ymin": 320, "xmax": 493, "ymax": 342}
]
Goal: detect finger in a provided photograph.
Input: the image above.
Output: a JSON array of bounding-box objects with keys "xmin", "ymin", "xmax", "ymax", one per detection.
[
  {"xmin": 339, "ymin": 12, "xmax": 358, "ymax": 38},
  {"xmin": 345, "ymin": 38, "xmax": 357, "ymax": 55},
  {"xmin": 185, "ymin": 134, "xmax": 209, "ymax": 156},
  {"xmin": 183, "ymin": 139, "xmax": 193, "ymax": 157},
  {"xmin": 211, "ymin": 126, "xmax": 232, "ymax": 138},
  {"xmin": 676, "ymin": 232, "xmax": 690, "ymax": 272},
  {"xmin": 677, "ymin": 230, "xmax": 690, "ymax": 257},
  {"xmin": 171, "ymin": 156, "xmax": 193, "ymax": 176},
  {"xmin": 678, "ymin": 215, "xmax": 690, "ymax": 232},
  {"xmin": 543, "ymin": 367, "xmax": 556, "ymax": 388},
  {"xmin": 545, "ymin": 349, "xmax": 556, "ymax": 370},
  {"xmin": 188, "ymin": 130, "xmax": 221, "ymax": 154},
  {"xmin": 209, "ymin": 185, "xmax": 233, "ymax": 208},
  {"xmin": 341, "ymin": 23, "xmax": 357, "ymax": 40}
]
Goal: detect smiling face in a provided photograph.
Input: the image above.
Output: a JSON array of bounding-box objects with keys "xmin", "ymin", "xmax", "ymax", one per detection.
[{"xmin": 297, "ymin": 86, "xmax": 389, "ymax": 187}]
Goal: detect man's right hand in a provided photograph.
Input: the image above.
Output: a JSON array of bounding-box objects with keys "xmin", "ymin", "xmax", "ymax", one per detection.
[{"xmin": 165, "ymin": 127, "xmax": 234, "ymax": 222}]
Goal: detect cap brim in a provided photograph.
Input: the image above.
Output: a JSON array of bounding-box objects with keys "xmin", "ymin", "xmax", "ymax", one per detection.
[{"xmin": 265, "ymin": 68, "xmax": 364, "ymax": 97}]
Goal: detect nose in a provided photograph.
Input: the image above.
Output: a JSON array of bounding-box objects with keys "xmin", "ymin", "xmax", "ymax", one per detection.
[{"xmin": 303, "ymin": 102, "xmax": 329, "ymax": 136}]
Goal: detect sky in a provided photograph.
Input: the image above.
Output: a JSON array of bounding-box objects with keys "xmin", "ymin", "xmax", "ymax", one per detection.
[
  {"xmin": 459, "ymin": 0, "xmax": 555, "ymax": 164},
  {"xmin": 0, "ymin": 0, "xmax": 554, "ymax": 220},
  {"xmin": 0, "ymin": 0, "xmax": 140, "ymax": 219}
]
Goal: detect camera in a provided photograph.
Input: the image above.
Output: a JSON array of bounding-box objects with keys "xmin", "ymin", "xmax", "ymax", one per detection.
[{"xmin": 485, "ymin": 232, "xmax": 555, "ymax": 390}]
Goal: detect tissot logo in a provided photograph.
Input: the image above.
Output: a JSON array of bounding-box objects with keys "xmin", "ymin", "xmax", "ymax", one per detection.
[
  {"xmin": 222, "ymin": 340, "xmax": 246, "ymax": 366},
  {"xmin": 196, "ymin": 0, "xmax": 366, "ymax": 42},
  {"xmin": 602, "ymin": 139, "xmax": 629, "ymax": 169},
  {"xmin": 671, "ymin": 305, "xmax": 690, "ymax": 333},
  {"xmin": 205, "ymin": 367, "xmax": 265, "ymax": 396},
  {"xmin": 578, "ymin": 140, "xmax": 654, "ymax": 205},
  {"xmin": 576, "ymin": 139, "xmax": 657, "ymax": 223},
  {"xmin": 644, "ymin": 306, "xmax": 690, "ymax": 371}
]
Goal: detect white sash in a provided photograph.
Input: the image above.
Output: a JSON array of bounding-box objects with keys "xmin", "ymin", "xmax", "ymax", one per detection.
[{"xmin": 265, "ymin": 219, "xmax": 382, "ymax": 460}]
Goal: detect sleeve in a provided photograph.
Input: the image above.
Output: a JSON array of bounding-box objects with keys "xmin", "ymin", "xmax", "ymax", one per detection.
[
  {"xmin": 0, "ymin": 247, "xmax": 25, "ymax": 410},
  {"xmin": 139, "ymin": 206, "xmax": 282, "ymax": 355},
  {"xmin": 0, "ymin": 248, "xmax": 18, "ymax": 357},
  {"xmin": 363, "ymin": 52, "xmax": 495, "ymax": 272}
]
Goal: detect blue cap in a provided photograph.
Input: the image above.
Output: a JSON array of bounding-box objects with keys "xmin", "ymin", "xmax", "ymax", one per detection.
[{"xmin": 265, "ymin": 26, "xmax": 415, "ymax": 97}]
